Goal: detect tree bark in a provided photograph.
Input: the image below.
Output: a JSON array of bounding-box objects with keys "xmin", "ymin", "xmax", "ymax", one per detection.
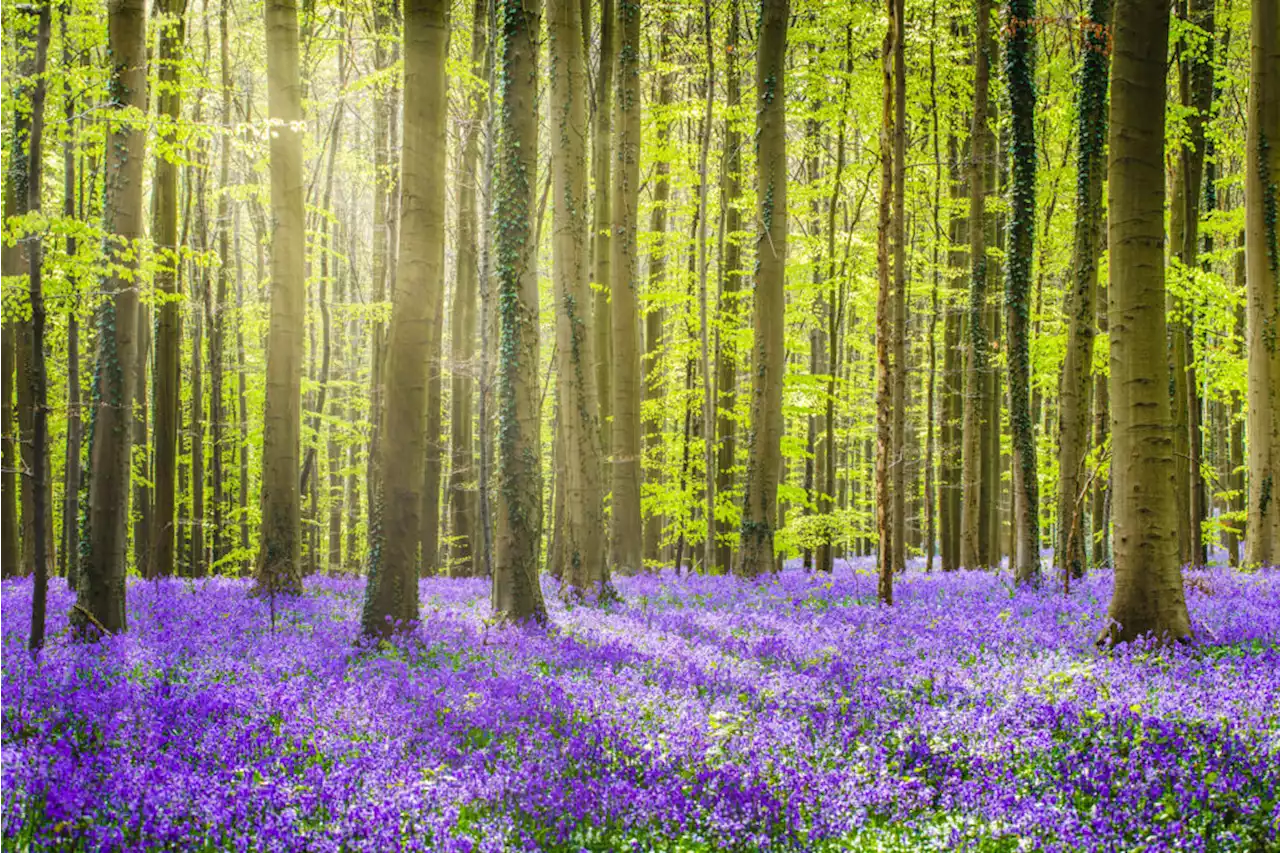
[
  {"xmin": 492, "ymin": 0, "xmax": 548, "ymax": 622},
  {"xmin": 889, "ymin": 0, "xmax": 907, "ymax": 579},
  {"xmin": 362, "ymin": 0, "xmax": 449, "ymax": 635},
  {"xmin": 736, "ymin": 0, "xmax": 788, "ymax": 579},
  {"xmin": 1005, "ymin": 0, "xmax": 1038, "ymax": 584},
  {"xmin": 1056, "ymin": 0, "xmax": 1109, "ymax": 583},
  {"xmin": 875, "ymin": 0, "xmax": 896, "ymax": 601},
  {"xmin": 591, "ymin": 0, "xmax": 615, "ymax": 467},
  {"xmin": 959, "ymin": 0, "xmax": 992, "ymax": 571},
  {"xmin": 255, "ymin": 0, "xmax": 307, "ymax": 596},
  {"xmin": 1103, "ymin": 0, "xmax": 1191, "ymax": 644},
  {"xmin": 74, "ymin": 0, "xmax": 148, "ymax": 636}
]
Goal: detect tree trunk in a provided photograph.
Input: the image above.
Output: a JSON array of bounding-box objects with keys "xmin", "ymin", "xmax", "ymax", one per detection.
[
  {"xmin": 1056, "ymin": 0, "xmax": 1109, "ymax": 583},
  {"xmin": 608, "ymin": 0, "xmax": 644, "ymax": 576},
  {"xmin": 642, "ymin": 28, "xmax": 671, "ymax": 566},
  {"xmin": 448, "ymin": 0, "xmax": 488, "ymax": 577},
  {"xmin": 591, "ymin": 0, "xmax": 615, "ymax": 467},
  {"xmin": 74, "ymin": 0, "xmax": 148, "ymax": 636},
  {"xmin": 940, "ymin": 133, "xmax": 967, "ymax": 571},
  {"xmin": 889, "ymin": 0, "xmax": 906, "ymax": 579},
  {"xmin": 1103, "ymin": 0, "xmax": 1191, "ymax": 644},
  {"xmin": 23, "ymin": 3, "xmax": 52, "ymax": 651},
  {"xmin": 211, "ymin": 0, "xmax": 234, "ymax": 570},
  {"xmin": 959, "ymin": 0, "xmax": 992, "ymax": 570},
  {"xmin": 875, "ymin": 0, "xmax": 896, "ymax": 601},
  {"xmin": 255, "ymin": 0, "xmax": 307, "ymax": 596},
  {"xmin": 714, "ymin": 0, "xmax": 743, "ymax": 575},
  {"xmin": 735, "ymin": 0, "xmax": 788, "ymax": 579},
  {"xmin": 491, "ymin": 0, "xmax": 548, "ymax": 623},
  {"xmin": 549, "ymin": 0, "xmax": 610, "ymax": 597},
  {"xmin": 1246, "ymin": 0, "xmax": 1280, "ymax": 566},
  {"xmin": 1005, "ymin": 0, "xmax": 1038, "ymax": 584},
  {"xmin": 361, "ymin": 0, "xmax": 449, "ymax": 634}
]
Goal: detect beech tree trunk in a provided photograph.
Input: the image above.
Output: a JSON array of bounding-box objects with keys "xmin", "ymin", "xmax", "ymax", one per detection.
[
  {"xmin": 255, "ymin": 0, "xmax": 307, "ymax": 596},
  {"xmin": 735, "ymin": 0, "xmax": 788, "ymax": 579},
  {"xmin": 448, "ymin": 0, "xmax": 488, "ymax": 577},
  {"xmin": 591, "ymin": 0, "xmax": 615, "ymax": 462},
  {"xmin": 889, "ymin": 0, "xmax": 906, "ymax": 579},
  {"xmin": 1246, "ymin": 0, "xmax": 1280, "ymax": 566},
  {"xmin": 74, "ymin": 0, "xmax": 148, "ymax": 636},
  {"xmin": 1005, "ymin": 0, "xmax": 1038, "ymax": 584},
  {"xmin": 492, "ymin": 0, "xmax": 548, "ymax": 622},
  {"xmin": 874, "ymin": 0, "xmax": 896, "ymax": 601},
  {"xmin": 1056, "ymin": 0, "xmax": 1109, "ymax": 583},
  {"xmin": 714, "ymin": 0, "xmax": 743, "ymax": 574},
  {"xmin": 549, "ymin": 0, "xmax": 610, "ymax": 597},
  {"xmin": 362, "ymin": 0, "xmax": 449, "ymax": 635},
  {"xmin": 959, "ymin": 0, "xmax": 992, "ymax": 570},
  {"xmin": 1103, "ymin": 0, "xmax": 1191, "ymax": 644},
  {"xmin": 643, "ymin": 29, "xmax": 671, "ymax": 565}
]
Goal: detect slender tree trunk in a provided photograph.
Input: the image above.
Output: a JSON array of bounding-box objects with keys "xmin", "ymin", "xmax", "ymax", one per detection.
[
  {"xmin": 697, "ymin": 0, "xmax": 717, "ymax": 574},
  {"xmin": 1005, "ymin": 0, "xmax": 1038, "ymax": 584},
  {"xmin": 714, "ymin": 0, "xmax": 743, "ymax": 574},
  {"xmin": 1103, "ymin": 0, "xmax": 1191, "ymax": 644},
  {"xmin": 59, "ymin": 2, "xmax": 83, "ymax": 584},
  {"xmin": 591, "ymin": 0, "xmax": 615, "ymax": 465},
  {"xmin": 735, "ymin": 0, "xmax": 788, "ymax": 579},
  {"xmin": 608, "ymin": 0, "xmax": 644, "ymax": 576},
  {"xmin": 23, "ymin": 3, "xmax": 53, "ymax": 651},
  {"xmin": 875, "ymin": 0, "xmax": 896, "ymax": 601},
  {"xmin": 889, "ymin": 0, "xmax": 906, "ymax": 578},
  {"xmin": 74, "ymin": 0, "xmax": 147, "ymax": 636},
  {"xmin": 1057, "ymin": 0, "xmax": 1109, "ymax": 583},
  {"xmin": 151, "ymin": 0, "xmax": 187, "ymax": 579},
  {"xmin": 1227, "ymin": 246, "xmax": 1245, "ymax": 567},
  {"xmin": 959, "ymin": 0, "xmax": 992, "ymax": 570},
  {"xmin": 448, "ymin": 0, "xmax": 488, "ymax": 577},
  {"xmin": 492, "ymin": 0, "xmax": 548, "ymax": 622},
  {"xmin": 940, "ymin": 130, "xmax": 967, "ymax": 572},
  {"xmin": 210, "ymin": 0, "xmax": 235, "ymax": 570},
  {"xmin": 255, "ymin": 0, "xmax": 307, "ymax": 596}
]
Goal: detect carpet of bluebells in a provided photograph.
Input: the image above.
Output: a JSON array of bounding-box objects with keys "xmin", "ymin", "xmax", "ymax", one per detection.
[{"xmin": 3, "ymin": 563, "xmax": 1279, "ymax": 852}]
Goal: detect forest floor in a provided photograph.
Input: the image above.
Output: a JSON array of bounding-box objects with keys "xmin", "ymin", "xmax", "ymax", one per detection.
[{"xmin": 2, "ymin": 563, "xmax": 1278, "ymax": 852}]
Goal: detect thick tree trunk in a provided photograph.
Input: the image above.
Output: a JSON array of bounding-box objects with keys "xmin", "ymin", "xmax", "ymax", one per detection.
[
  {"xmin": 255, "ymin": 0, "xmax": 307, "ymax": 596},
  {"xmin": 492, "ymin": 0, "xmax": 548, "ymax": 623},
  {"xmin": 1005, "ymin": 0, "xmax": 1038, "ymax": 584},
  {"xmin": 735, "ymin": 0, "xmax": 788, "ymax": 579},
  {"xmin": 1103, "ymin": 0, "xmax": 1191, "ymax": 644},
  {"xmin": 362, "ymin": 0, "xmax": 449, "ymax": 635},
  {"xmin": 1057, "ymin": 0, "xmax": 1109, "ymax": 583},
  {"xmin": 959, "ymin": 0, "xmax": 992, "ymax": 570},
  {"xmin": 74, "ymin": 0, "xmax": 147, "ymax": 636}
]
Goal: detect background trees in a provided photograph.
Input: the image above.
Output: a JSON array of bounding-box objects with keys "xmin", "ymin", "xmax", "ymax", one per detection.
[{"xmin": 0, "ymin": 0, "xmax": 1267, "ymax": 641}]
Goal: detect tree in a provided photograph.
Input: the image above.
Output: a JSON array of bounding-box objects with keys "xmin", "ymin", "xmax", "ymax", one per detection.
[
  {"xmin": 959, "ymin": 0, "xmax": 992, "ymax": 571},
  {"xmin": 151, "ymin": 0, "xmax": 187, "ymax": 579},
  {"xmin": 889, "ymin": 0, "xmax": 906, "ymax": 579},
  {"xmin": 74, "ymin": 0, "xmax": 148, "ymax": 636},
  {"xmin": 875, "ymin": 0, "xmax": 896, "ymax": 601},
  {"xmin": 736, "ymin": 0, "xmax": 788, "ymax": 578},
  {"xmin": 1056, "ymin": 0, "xmax": 1110, "ymax": 584},
  {"xmin": 448, "ymin": 0, "xmax": 489, "ymax": 577},
  {"xmin": 714, "ymin": 0, "xmax": 743, "ymax": 574},
  {"xmin": 21, "ymin": 1, "xmax": 52, "ymax": 652},
  {"xmin": 548, "ymin": 0, "xmax": 609, "ymax": 597},
  {"xmin": 1245, "ymin": 0, "xmax": 1280, "ymax": 566},
  {"xmin": 255, "ymin": 0, "xmax": 307, "ymax": 597},
  {"xmin": 1004, "ymin": 0, "xmax": 1037, "ymax": 584},
  {"xmin": 609, "ymin": 0, "xmax": 644, "ymax": 576},
  {"xmin": 361, "ymin": 0, "xmax": 449, "ymax": 635},
  {"xmin": 492, "ymin": 0, "xmax": 548, "ymax": 622},
  {"xmin": 1102, "ymin": 0, "xmax": 1191, "ymax": 644},
  {"xmin": 591, "ymin": 0, "xmax": 615, "ymax": 469}
]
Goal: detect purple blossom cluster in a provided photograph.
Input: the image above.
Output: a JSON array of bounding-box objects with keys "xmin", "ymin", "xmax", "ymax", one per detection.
[{"xmin": 3, "ymin": 565, "xmax": 1278, "ymax": 852}]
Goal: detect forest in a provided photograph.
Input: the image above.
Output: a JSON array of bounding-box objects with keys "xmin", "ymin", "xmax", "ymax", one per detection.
[{"xmin": 1, "ymin": 0, "xmax": 1279, "ymax": 848}]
